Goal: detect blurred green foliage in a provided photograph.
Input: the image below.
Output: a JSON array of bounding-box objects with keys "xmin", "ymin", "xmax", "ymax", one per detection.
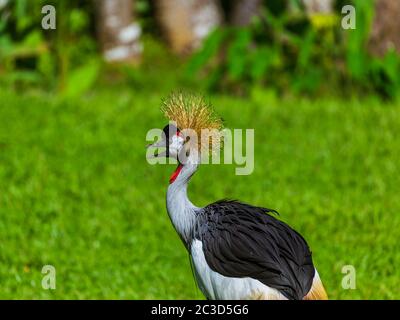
[
  {"xmin": 1, "ymin": 0, "xmax": 400, "ymax": 99},
  {"xmin": 0, "ymin": 0, "xmax": 98, "ymax": 96},
  {"xmin": 189, "ymin": 0, "xmax": 400, "ymax": 99}
]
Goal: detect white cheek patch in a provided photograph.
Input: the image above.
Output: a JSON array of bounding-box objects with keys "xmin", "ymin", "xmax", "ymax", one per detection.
[
  {"xmin": 168, "ymin": 135, "xmax": 185, "ymax": 159},
  {"xmin": 171, "ymin": 134, "xmax": 184, "ymax": 145},
  {"xmin": 170, "ymin": 135, "xmax": 184, "ymax": 151}
]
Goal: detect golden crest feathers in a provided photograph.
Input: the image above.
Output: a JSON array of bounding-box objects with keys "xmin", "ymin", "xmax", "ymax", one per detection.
[{"xmin": 161, "ymin": 92, "xmax": 223, "ymax": 154}]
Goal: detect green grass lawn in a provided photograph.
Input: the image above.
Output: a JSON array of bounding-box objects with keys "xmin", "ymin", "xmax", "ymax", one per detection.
[{"xmin": 0, "ymin": 87, "xmax": 399, "ymax": 299}]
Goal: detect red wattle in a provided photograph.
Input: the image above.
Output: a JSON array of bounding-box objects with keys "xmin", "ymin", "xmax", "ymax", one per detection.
[{"xmin": 169, "ymin": 164, "xmax": 183, "ymax": 184}]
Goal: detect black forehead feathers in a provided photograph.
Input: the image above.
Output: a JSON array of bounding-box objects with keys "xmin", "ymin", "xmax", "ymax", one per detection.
[{"xmin": 162, "ymin": 124, "xmax": 180, "ymax": 140}]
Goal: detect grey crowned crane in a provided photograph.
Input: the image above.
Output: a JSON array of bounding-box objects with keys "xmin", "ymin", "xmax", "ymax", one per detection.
[{"xmin": 147, "ymin": 93, "xmax": 328, "ymax": 300}]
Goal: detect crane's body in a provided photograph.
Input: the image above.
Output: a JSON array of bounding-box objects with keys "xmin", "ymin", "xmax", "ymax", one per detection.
[
  {"xmin": 166, "ymin": 158, "xmax": 326, "ymax": 300},
  {"xmin": 148, "ymin": 93, "xmax": 328, "ymax": 300}
]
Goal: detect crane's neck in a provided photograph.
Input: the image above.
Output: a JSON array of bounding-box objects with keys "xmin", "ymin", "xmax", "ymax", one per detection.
[{"xmin": 166, "ymin": 159, "xmax": 199, "ymax": 248}]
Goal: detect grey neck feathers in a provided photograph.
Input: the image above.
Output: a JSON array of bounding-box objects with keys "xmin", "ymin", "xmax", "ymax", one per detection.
[{"xmin": 166, "ymin": 159, "xmax": 199, "ymax": 247}]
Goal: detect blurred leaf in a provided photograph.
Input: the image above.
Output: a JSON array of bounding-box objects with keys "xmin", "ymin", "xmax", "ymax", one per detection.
[
  {"xmin": 0, "ymin": 15, "xmax": 7, "ymax": 33},
  {"xmin": 346, "ymin": 0, "xmax": 374, "ymax": 80},
  {"xmin": 381, "ymin": 50, "xmax": 400, "ymax": 84},
  {"xmin": 249, "ymin": 46, "xmax": 276, "ymax": 81},
  {"xmin": 226, "ymin": 29, "xmax": 252, "ymax": 80},
  {"xmin": 370, "ymin": 50, "xmax": 400, "ymax": 99},
  {"xmin": 292, "ymin": 69, "xmax": 322, "ymax": 94},
  {"xmin": 309, "ymin": 14, "xmax": 339, "ymax": 30},
  {"xmin": 69, "ymin": 9, "xmax": 88, "ymax": 33},
  {"xmin": 186, "ymin": 29, "xmax": 227, "ymax": 75},
  {"xmin": 62, "ymin": 60, "xmax": 100, "ymax": 98},
  {"xmin": 38, "ymin": 51, "xmax": 56, "ymax": 81},
  {"xmin": 15, "ymin": 0, "xmax": 30, "ymax": 32},
  {"xmin": 347, "ymin": 49, "xmax": 366, "ymax": 80},
  {"xmin": 22, "ymin": 30, "xmax": 43, "ymax": 47},
  {"xmin": 297, "ymin": 30, "xmax": 315, "ymax": 69},
  {"xmin": 0, "ymin": 35, "xmax": 13, "ymax": 58}
]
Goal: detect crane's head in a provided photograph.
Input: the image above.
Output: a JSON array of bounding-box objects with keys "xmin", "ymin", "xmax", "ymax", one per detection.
[
  {"xmin": 147, "ymin": 92, "xmax": 223, "ymax": 166},
  {"xmin": 147, "ymin": 123, "xmax": 185, "ymax": 160}
]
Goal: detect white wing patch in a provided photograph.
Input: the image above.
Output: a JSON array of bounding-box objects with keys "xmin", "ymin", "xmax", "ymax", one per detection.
[{"xmin": 190, "ymin": 240, "xmax": 287, "ymax": 300}]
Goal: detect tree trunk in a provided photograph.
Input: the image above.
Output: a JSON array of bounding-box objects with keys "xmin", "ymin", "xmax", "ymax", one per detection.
[
  {"xmin": 369, "ymin": 0, "xmax": 400, "ymax": 56},
  {"xmin": 95, "ymin": 0, "xmax": 142, "ymax": 63},
  {"xmin": 302, "ymin": 0, "xmax": 334, "ymax": 14},
  {"xmin": 229, "ymin": 0, "xmax": 262, "ymax": 26},
  {"xmin": 155, "ymin": 0, "xmax": 222, "ymax": 54}
]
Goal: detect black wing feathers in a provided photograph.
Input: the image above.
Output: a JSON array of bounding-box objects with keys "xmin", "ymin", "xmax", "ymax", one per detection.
[{"xmin": 194, "ymin": 200, "xmax": 315, "ymax": 300}]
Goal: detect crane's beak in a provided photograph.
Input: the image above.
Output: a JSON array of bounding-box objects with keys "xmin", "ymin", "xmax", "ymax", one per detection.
[
  {"xmin": 146, "ymin": 139, "xmax": 166, "ymax": 149},
  {"xmin": 146, "ymin": 138, "xmax": 167, "ymax": 158},
  {"xmin": 147, "ymin": 133, "xmax": 184, "ymax": 160}
]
